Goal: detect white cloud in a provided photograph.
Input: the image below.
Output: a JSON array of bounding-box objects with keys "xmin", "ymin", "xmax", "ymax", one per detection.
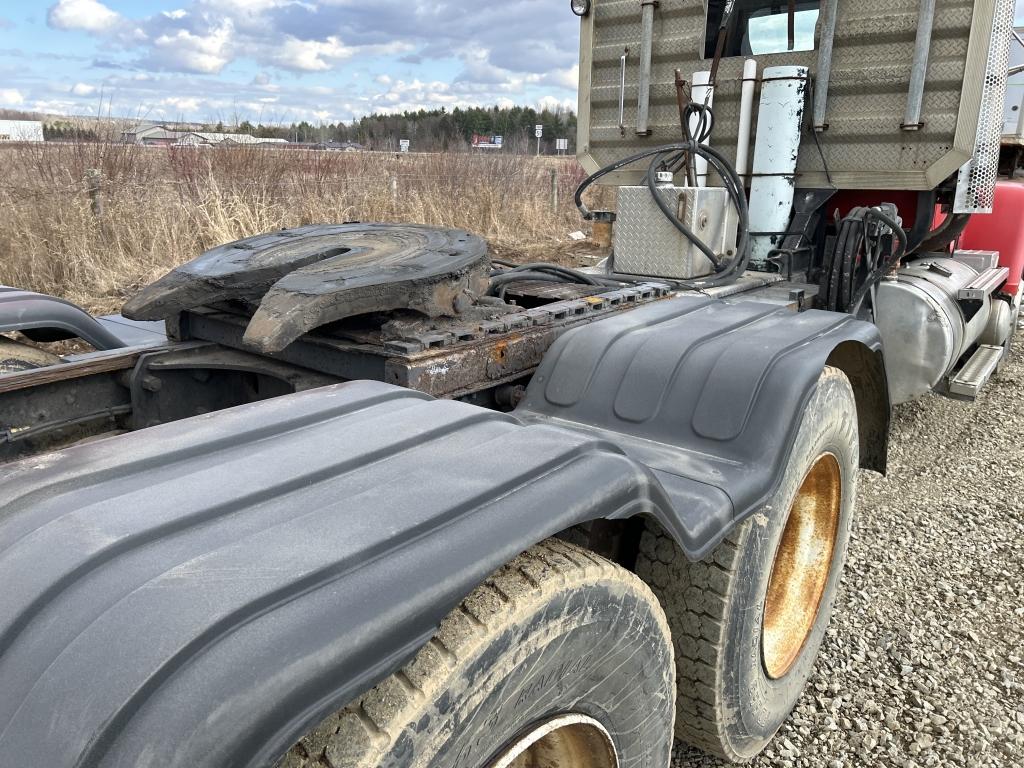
[
  {"xmin": 47, "ymin": 0, "xmax": 121, "ymax": 33},
  {"xmin": 0, "ymin": 88, "xmax": 24, "ymax": 106},
  {"xmin": 544, "ymin": 64, "xmax": 579, "ymax": 91},
  {"xmin": 149, "ymin": 20, "xmax": 234, "ymax": 74},
  {"xmin": 271, "ymin": 35, "xmax": 354, "ymax": 71},
  {"xmin": 161, "ymin": 96, "xmax": 200, "ymax": 112},
  {"xmin": 31, "ymin": 98, "xmax": 93, "ymax": 114},
  {"xmin": 537, "ymin": 95, "xmax": 576, "ymax": 112},
  {"xmin": 71, "ymin": 82, "xmax": 97, "ymax": 96},
  {"xmin": 268, "ymin": 37, "xmax": 412, "ymax": 72}
]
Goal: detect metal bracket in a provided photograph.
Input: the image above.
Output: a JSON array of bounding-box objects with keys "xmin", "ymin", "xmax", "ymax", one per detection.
[{"xmin": 619, "ymin": 47, "xmax": 630, "ymax": 136}]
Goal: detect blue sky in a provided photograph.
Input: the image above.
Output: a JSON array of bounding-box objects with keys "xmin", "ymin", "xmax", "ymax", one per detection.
[
  {"xmin": 0, "ymin": 0, "xmax": 581, "ymax": 124},
  {"xmin": 1, "ymin": 1, "xmax": 1023, "ymax": 126}
]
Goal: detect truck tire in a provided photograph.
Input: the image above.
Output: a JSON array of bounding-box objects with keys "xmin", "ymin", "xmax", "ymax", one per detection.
[
  {"xmin": 636, "ymin": 366, "xmax": 858, "ymax": 762},
  {"xmin": 273, "ymin": 539, "xmax": 676, "ymax": 768}
]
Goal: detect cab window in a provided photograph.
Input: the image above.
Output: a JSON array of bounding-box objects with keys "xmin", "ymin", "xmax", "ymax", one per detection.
[{"xmin": 704, "ymin": 1, "xmax": 820, "ymax": 58}]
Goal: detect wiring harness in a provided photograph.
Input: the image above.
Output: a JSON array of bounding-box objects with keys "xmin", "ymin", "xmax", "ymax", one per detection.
[{"xmin": 486, "ymin": 260, "xmax": 635, "ymax": 301}]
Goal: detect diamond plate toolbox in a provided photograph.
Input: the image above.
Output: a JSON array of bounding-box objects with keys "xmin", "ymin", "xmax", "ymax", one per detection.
[{"xmin": 614, "ymin": 185, "xmax": 738, "ymax": 279}]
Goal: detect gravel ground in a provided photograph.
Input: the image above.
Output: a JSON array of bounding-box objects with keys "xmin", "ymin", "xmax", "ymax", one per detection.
[{"xmin": 674, "ymin": 329, "xmax": 1024, "ymax": 768}]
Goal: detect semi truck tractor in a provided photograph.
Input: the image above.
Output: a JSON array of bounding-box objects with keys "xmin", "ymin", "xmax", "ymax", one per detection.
[{"xmin": 1, "ymin": 1, "xmax": 1022, "ymax": 766}]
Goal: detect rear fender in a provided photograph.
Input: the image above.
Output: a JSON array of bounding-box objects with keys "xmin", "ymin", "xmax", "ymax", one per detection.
[
  {"xmin": 0, "ymin": 288, "xmax": 126, "ymax": 350},
  {"xmin": 0, "ymin": 382, "xmax": 673, "ymax": 768},
  {"xmin": 516, "ymin": 296, "xmax": 890, "ymax": 557}
]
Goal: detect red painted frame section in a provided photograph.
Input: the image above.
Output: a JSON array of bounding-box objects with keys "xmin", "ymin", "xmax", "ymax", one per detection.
[{"xmin": 959, "ymin": 181, "xmax": 1024, "ymax": 297}]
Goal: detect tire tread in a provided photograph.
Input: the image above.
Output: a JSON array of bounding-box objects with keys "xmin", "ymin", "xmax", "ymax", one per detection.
[
  {"xmin": 637, "ymin": 522, "xmax": 745, "ymax": 760},
  {"xmin": 274, "ymin": 539, "xmax": 670, "ymax": 768},
  {"xmin": 635, "ymin": 365, "xmax": 858, "ymax": 761}
]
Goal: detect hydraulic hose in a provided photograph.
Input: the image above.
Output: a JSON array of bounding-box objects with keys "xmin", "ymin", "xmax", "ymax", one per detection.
[{"xmin": 848, "ymin": 207, "xmax": 909, "ymax": 316}]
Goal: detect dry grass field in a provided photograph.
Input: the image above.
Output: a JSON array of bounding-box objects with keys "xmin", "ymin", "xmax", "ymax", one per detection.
[{"xmin": 0, "ymin": 143, "xmax": 591, "ymax": 314}]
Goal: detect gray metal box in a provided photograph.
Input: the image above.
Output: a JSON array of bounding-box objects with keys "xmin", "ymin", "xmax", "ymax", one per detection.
[
  {"xmin": 951, "ymin": 249, "xmax": 1000, "ymax": 272},
  {"xmin": 614, "ymin": 185, "xmax": 738, "ymax": 279}
]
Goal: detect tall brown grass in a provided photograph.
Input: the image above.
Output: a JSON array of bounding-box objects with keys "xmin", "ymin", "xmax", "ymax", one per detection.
[{"xmin": 0, "ymin": 143, "xmax": 592, "ymax": 314}]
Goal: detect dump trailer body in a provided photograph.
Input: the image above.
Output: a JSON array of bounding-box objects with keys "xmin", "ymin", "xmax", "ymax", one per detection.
[{"xmin": 579, "ymin": 0, "xmax": 1011, "ymax": 193}]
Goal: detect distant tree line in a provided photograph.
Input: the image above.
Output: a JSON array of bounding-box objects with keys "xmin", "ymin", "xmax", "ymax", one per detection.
[
  {"xmin": 238, "ymin": 105, "xmax": 578, "ymax": 153},
  {"xmin": 23, "ymin": 104, "xmax": 577, "ymax": 153},
  {"xmin": 43, "ymin": 121, "xmax": 101, "ymax": 142}
]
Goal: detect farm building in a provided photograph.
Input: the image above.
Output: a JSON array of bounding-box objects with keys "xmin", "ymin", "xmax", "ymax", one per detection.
[
  {"xmin": 121, "ymin": 125, "xmax": 288, "ymax": 147},
  {"xmin": 0, "ymin": 120, "xmax": 44, "ymax": 143},
  {"xmin": 283, "ymin": 140, "xmax": 365, "ymax": 151},
  {"xmin": 120, "ymin": 125, "xmax": 181, "ymax": 146}
]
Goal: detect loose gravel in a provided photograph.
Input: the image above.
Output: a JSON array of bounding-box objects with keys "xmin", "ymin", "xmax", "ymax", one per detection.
[{"xmin": 674, "ymin": 330, "xmax": 1024, "ymax": 768}]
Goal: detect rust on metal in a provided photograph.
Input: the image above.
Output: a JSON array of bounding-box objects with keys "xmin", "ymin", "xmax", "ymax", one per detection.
[
  {"xmin": 592, "ymin": 219, "xmax": 613, "ymax": 249},
  {"xmin": 761, "ymin": 453, "xmax": 842, "ymax": 680}
]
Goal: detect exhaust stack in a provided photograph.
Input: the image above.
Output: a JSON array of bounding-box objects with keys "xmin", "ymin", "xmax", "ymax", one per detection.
[{"xmin": 747, "ymin": 65, "xmax": 808, "ymax": 269}]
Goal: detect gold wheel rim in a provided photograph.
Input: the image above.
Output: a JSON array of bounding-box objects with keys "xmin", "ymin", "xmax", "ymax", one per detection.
[
  {"xmin": 761, "ymin": 453, "xmax": 842, "ymax": 680},
  {"xmin": 487, "ymin": 713, "xmax": 618, "ymax": 768}
]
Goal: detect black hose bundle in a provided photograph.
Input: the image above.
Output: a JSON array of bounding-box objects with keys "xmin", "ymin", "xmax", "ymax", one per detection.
[
  {"xmin": 487, "ymin": 262, "xmax": 634, "ymax": 300},
  {"xmin": 574, "ymin": 140, "xmax": 751, "ymax": 289},
  {"xmin": 819, "ymin": 206, "xmax": 907, "ymax": 316},
  {"xmin": 848, "ymin": 207, "xmax": 907, "ymax": 316},
  {"xmin": 912, "ymin": 211, "xmax": 971, "ymax": 255}
]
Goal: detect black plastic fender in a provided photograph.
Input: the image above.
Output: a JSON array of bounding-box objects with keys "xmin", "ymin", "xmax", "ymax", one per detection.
[
  {"xmin": 0, "ymin": 287, "xmax": 126, "ymax": 350},
  {"xmin": 516, "ymin": 295, "xmax": 889, "ymax": 558},
  {"xmin": 0, "ymin": 381, "xmax": 677, "ymax": 768}
]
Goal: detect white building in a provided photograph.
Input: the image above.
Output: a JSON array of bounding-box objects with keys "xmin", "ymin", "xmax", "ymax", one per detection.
[
  {"xmin": 177, "ymin": 132, "xmax": 288, "ymax": 146},
  {"xmin": 0, "ymin": 120, "xmax": 44, "ymax": 143}
]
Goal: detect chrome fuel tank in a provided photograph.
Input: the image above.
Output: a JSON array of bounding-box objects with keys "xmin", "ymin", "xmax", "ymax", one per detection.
[{"xmin": 874, "ymin": 258, "xmax": 992, "ymax": 404}]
